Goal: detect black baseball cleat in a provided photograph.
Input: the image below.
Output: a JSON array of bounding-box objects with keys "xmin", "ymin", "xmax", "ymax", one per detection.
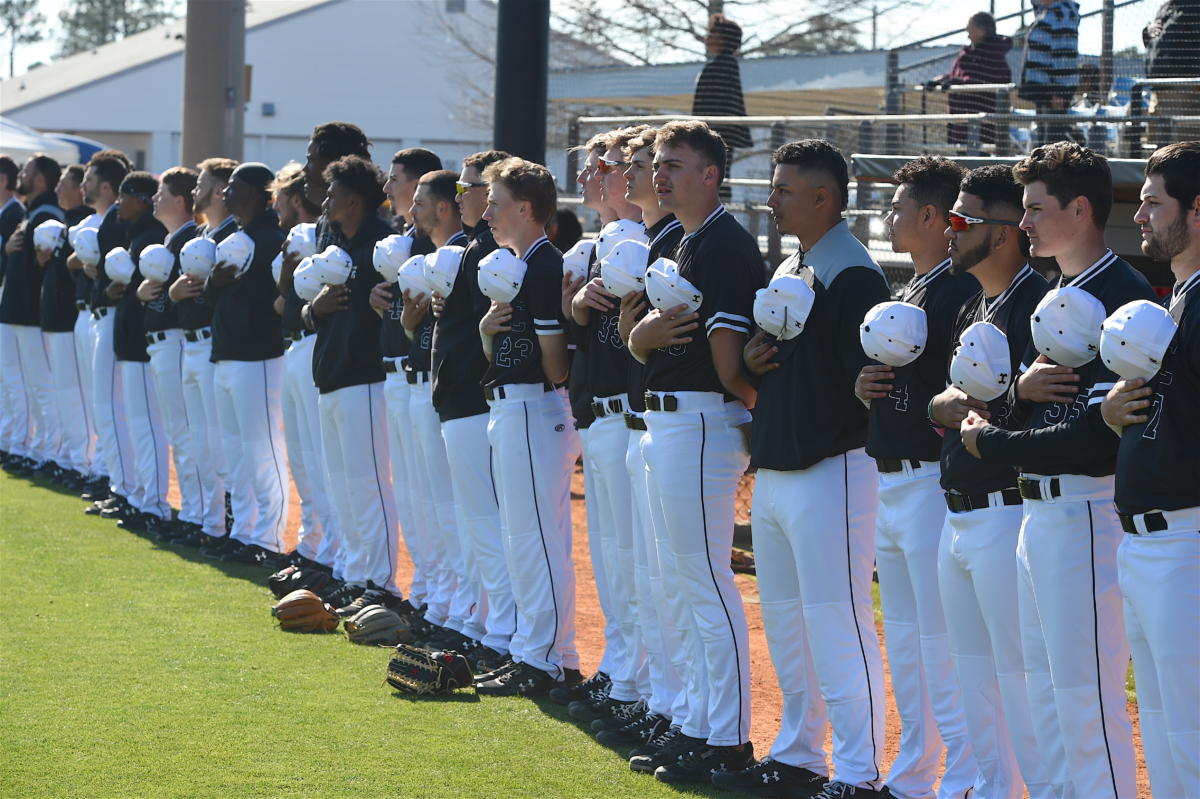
[
  {"xmin": 591, "ymin": 697, "xmax": 650, "ymax": 732},
  {"xmin": 116, "ymin": 511, "xmax": 151, "ymax": 532},
  {"xmin": 810, "ymin": 781, "xmax": 889, "ymax": 798},
  {"xmin": 221, "ymin": 543, "xmax": 271, "ymax": 565},
  {"xmin": 568, "ymin": 693, "xmax": 628, "ymax": 723},
  {"xmin": 654, "ymin": 741, "xmax": 755, "ymax": 784},
  {"xmin": 475, "ymin": 662, "xmax": 556, "ymax": 697},
  {"xmin": 473, "ymin": 656, "xmax": 518, "ymax": 683},
  {"xmin": 711, "ymin": 758, "xmax": 829, "ymax": 797},
  {"xmin": 321, "ymin": 582, "xmax": 363, "ymax": 610},
  {"xmin": 629, "ymin": 727, "xmax": 702, "ymax": 773},
  {"xmin": 596, "ymin": 711, "xmax": 672, "ymax": 749},
  {"xmin": 470, "ymin": 647, "xmax": 509, "ymax": 676},
  {"xmin": 80, "ymin": 479, "xmax": 109, "ymax": 503},
  {"xmin": 335, "ymin": 584, "xmax": 403, "ymax": 617},
  {"xmin": 548, "ymin": 670, "xmax": 610, "ymax": 705},
  {"xmin": 200, "ymin": 535, "xmax": 242, "ymax": 559},
  {"xmin": 179, "ymin": 530, "xmax": 220, "ymax": 548}
]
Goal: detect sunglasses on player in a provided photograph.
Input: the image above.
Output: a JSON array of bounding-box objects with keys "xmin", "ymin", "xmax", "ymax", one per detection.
[
  {"xmin": 948, "ymin": 210, "xmax": 1020, "ymax": 232},
  {"xmin": 597, "ymin": 157, "xmax": 629, "ymax": 174},
  {"xmin": 455, "ymin": 180, "xmax": 487, "ymax": 195}
]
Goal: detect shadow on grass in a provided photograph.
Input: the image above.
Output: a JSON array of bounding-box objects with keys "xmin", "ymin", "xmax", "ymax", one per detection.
[{"xmin": 388, "ymin": 689, "xmax": 482, "ymax": 704}]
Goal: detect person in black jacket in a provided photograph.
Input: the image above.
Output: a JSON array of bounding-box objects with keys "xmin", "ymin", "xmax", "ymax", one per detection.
[
  {"xmin": 933, "ymin": 12, "xmax": 1013, "ymax": 145},
  {"xmin": 693, "ymin": 14, "xmax": 753, "ymax": 200},
  {"xmin": 1144, "ymin": 0, "xmax": 1200, "ymax": 141},
  {"xmin": 204, "ymin": 163, "xmax": 289, "ymax": 565}
]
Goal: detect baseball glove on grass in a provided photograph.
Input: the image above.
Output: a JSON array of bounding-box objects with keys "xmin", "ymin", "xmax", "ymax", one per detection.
[
  {"xmin": 272, "ymin": 589, "xmax": 339, "ymax": 632},
  {"xmin": 385, "ymin": 644, "xmax": 474, "ymax": 695},
  {"xmin": 267, "ymin": 565, "xmax": 336, "ymax": 599},
  {"xmin": 345, "ymin": 605, "xmax": 412, "ymax": 646}
]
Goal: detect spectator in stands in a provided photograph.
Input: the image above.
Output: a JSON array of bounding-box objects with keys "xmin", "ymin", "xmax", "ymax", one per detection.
[
  {"xmin": 546, "ymin": 207, "xmax": 582, "ymax": 252},
  {"xmin": 1018, "ymin": 0, "xmax": 1080, "ymax": 145},
  {"xmin": 1143, "ymin": 0, "xmax": 1200, "ymax": 141},
  {"xmin": 933, "ymin": 11, "xmax": 1013, "ymax": 145},
  {"xmin": 693, "ymin": 13, "xmax": 753, "ymax": 200}
]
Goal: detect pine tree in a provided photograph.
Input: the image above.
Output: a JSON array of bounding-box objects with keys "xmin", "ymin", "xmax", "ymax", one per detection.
[
  {"xmin": 56, "ymin": 0, "xmax": 180, "ymax": 58},
  {"xmin": 0, "ymin": 0, "xmax": 45, "ymax": 77}
]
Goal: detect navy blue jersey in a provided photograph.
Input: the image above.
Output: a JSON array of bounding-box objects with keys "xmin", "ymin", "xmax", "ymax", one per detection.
[
  {"xmin": 113, "ymin": 213, "xmax": 169, "ymax": 362},
  {"xmin": 379, "ymin": 223, "xmax": 436, "ymax": 359},
  {"xmin": 644, "ymin": 207, "xmax": 765, "ymax": 395},
  {"xmin": 90, "ymin": 205, "xmax": 130, "ymax": 310},
  {"xmin": 975, "ymin": 251, "xmax": 1157, "ymax": 477},
  {"xmin": 482, "ymin": 236, "xmax": 564, "ymax": 389},
  {"xmin": 143, "ymin": 220, "xmax": 198, "ymax": 333},
  {"xmin": 866, "ymin": 259, "xmax": 980, "ymax": 461},
  {"xmin": 40, "ymin": 204, "xmax": 95, "ymax": 332},
  {"xmin": 0, "ymin": 191, "xmax": 63, "ymax": 327},
  {"xmin": 940, "ymin": 265, "xmax": 1049, "ymax": 495},
  {"xmin": 312, "ymin": 214, "xmax": 394, "ymax": 393},
  {"xmin": 566, "ymin": 244, "xmax": 597, "ymax": 429},
  {"xmin": 750, "ymin": 221, "xmax": 891, "ymax": 471},
  {"xmin": 0, "ymin": 196, "xmax": 24, "ymax": 284},
  {"xmin": 403, "ymin": 230, "xmax": 462, "ymax": 373},
  {"xmin": 584, "ymin": 223, "xmax": 647, "ymax": 400},
  {"xmin": 207, "ymin": 210, "xmax": 285, "ymax": 363},
  {"xmin": 176, "ymin": 215, "xmax": 235, "ymax": 331},
  {"xmin": 626, "ymin": 215, "xmax": 684, "ymax": 412},
  {"xmin": 70, "ymin": 209, "xmax": 100, "ymax": 308},
  {"xmin": 1115, "ymin": 271, "xmax": 1200, "ymax": 514},
  {"xmin": 431, "ymin": 222, "xmax": 498, "ymax": 422}
]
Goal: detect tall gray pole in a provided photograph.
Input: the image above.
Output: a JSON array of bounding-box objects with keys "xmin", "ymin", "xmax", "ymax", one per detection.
[
  {"xmin": 181, "ymin": 0, "xmax": 245, "ymax": 166},
  {"xmin": 493, "ymin": 0, "xmax": 549, "ymax": 164}
]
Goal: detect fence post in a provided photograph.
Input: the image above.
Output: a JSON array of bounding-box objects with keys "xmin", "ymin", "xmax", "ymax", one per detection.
[
  {"xmin": 767, "ymin": 121, "xmax": 785, "ymax": 266},
  {"xmin": 1101, "ymin": 0, "xmax": 1114, "ymax": 96},
  {"xmin": 1124, "ymin": 82, "xmax": 1144, "ymax": 158},
  {"xmin": 885, "ymin": 49, "xmax": 901, "ymax": 154},
  {"xmin": 566, "ymin": 120, "xmax": 580, "ymax": 193},
  {"xmin": 995, "ymin": 88, "xmax": 1012, "ymax": 156}
]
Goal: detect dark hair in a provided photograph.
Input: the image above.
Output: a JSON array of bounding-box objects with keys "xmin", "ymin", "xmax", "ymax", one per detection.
[
  {"xmin": 324, "ymin": 155, "xmax": 385, "ymax": 209},
  {"xmin": 196, "ymin": 157, "xmax": 238, "ymax": 183},
  {"xmin": 1145, "ymin": 140, "xmax": 1200, "ymax": 213},
  {"xmin": 711, "ymin": 17, "xmax": 743, "ymax": 53},
  {"xmin": 772, "ymin": 138, "xmax": 850, "ymax": 211},
  {"xmin": 655, "ymin": 120, "xmax": 729, "ymax": 184},
  {"xmin": 968, "ymin": 11, "xmax": 996, "ymax": 36},
  {"xmin": 391, "ymin": 148, "xmax": 443, "ymax": 180},
  {"xmin": 63, "ymin": 164, "xmax": 85, "ymax": 185},
  {"xmin": 1013, "ymin": 141, "xmax": 1113, "ymax": 227},
  {"xmin": 417, "ymin": 169, "xmax": 459, "ymax": 210},
  {"xmin": 481, "ymin": 157, "xmax": 557, "ymax": 225},
  {"xmin": 270, "ymin": 162, "xmax": 321, "ymax": 216},
  {"xmin": 310, "ymin": 122, "xmax": 371, "ymax": 160},
  {"xmin": 960, "ymin": 164, "xmax": 1030, "ymax": 255},
  {"xmin": 29, "ymin": 154, "xmax": 61, "ymax": 190},
  {"xmin": 0, "ymin": 155, "xmax": 18, "ymax": 189},
  {"xmin": 91, "ymin": 149, "xmax": 132, "ymax": 170},
  {"xmin": 160, "ymin": 166, "xmax": 199, "ymax": 213},
  {"xmin": 551, "ymin": 207, "xmax": 583, "ymax": 250},
  {"xmin": 87, "ymin": 151, "xmax": 131, "ymax": 194},
  {"xmin": 119, "ymin": 171, "xmax": 159, "ymax": 201},
  {"xmin": 462, "ymin": 149, "xmax": 513, "ymax": 173},
  {"xmin": 893, "ymin": 156, "xmax": 966, "ymax": 219}
]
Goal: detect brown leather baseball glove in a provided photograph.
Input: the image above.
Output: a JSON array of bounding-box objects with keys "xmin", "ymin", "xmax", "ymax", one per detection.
[{"xmin": 272, "ymin": 589, "xmax": 339, "ymax": 632}]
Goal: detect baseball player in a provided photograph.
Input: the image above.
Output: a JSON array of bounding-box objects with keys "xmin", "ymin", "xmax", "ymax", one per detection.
[
  {"xmin": 203, "ymin": 163, "xmax": 290, "ymax": 565},
  {"xmin": 961, "ymin": 143, "xmax": 1152, "ymax": 799},
  {"xmin": 429, "ymin": 149, "xmax": 516, "ymax": 674},
  {"xmin": 35, "ymin": 164, "xmax": 96, "ymax": 490},
  {"xmin": 0, "ymin": 155, "xmax": 65, "ymax": 476},
  {"xmin": 625, "ymin": 121, "xmax": 763, "ymax": 783},
  {"xmin": 1101, "ymin": 141, "xmax": 1200, "ymax": 799},
  {"xmin": 930, "ymin": 164, "xmax": 1052, "ymax": 799},
  {"xmin": 303, "ymin": 155, "xmax": 402, "ymax": 611},
  {"xmin": 107, "ymin": 171, "xmax": 171, "ymax": 533},
  {"xmin": 474, "ymin": 157, "xmax": 579, "ymax": 696},
  {"xmin": 720, "ymin": 139, "xmax": 890, "ymax": 799},
  {"xmin": 0, "ymin": 155, "xmax": 26, "ymax": 468},
  {"xmin": 167, "ymin": 158, "xmax": 237, "ymax": 550},
  {"xmin": 854, "ymin": 156, "xmax": 979, "ymax": 799},
  {"xmin": 136, "ymin": 167, "xmax": 201, "ymax": 541}
]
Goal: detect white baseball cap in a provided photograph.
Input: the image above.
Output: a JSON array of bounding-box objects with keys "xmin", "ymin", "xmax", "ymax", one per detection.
[
  {"xmin": 600, "ymin": 239, "xmax": 651, "ymax": 298},
  {"xmin": 1030, "ymin": 286, "xmax": 1106, "ymax": 367},
  {"xmin": 372, "ymin": 234, "xmax": 414, "ymax": 284},
  {"xmin": 396, "ymin": 254, "xmax": 431, "ymax": 298},
  {"xmin": 139, "ymin": 243, "xmax": 175, "ymax": 283},
  {"xmin": 424, "ymin": 245, "xmax": 465, "ymax": 296},
  {"xmin": 216, "ymin": 231, "xmax": 256, "ymax": 277},
  {"xmin": 562, "ymin": 239, "xmax": 596, "ymax": 283},
  {"xmin": 950, "ymin": 321, "xmax": 1012, "ymax": 401},
  {"xmin": 645, "ymin": 257, "xmax": 702, "ymax": 314},
  {"xmin": 595, "ymin": 219, "xmax": 648, "ymax": 263},
  {"xmin": 860, "ymin": 301, "xmax": 928, "ymax": 367},
  {"xmin": 33, "ymin": 219, "xmax": 67, "ymax": 252},
  {"xmin": 180, "ymin": 237, "xmax": 217, "ymax": 280},
  {"xmin": 292, "ymin": 257, "xmax": 321, "ymax": 301},
  {"xmin": 104, "ymin": 247, "xmax": 136, "ymax": 284},
  {"xmin": 271, "ymin": 251, "xmax": 283, "ymax": 285},
  {"xmin": 309, "ymin": 245, "xmax": 353, "ymax": 286},
  {"xmin": 478, "ymin": 248, "xmax": 527, "ymax": 303},
  {"xmin": 73, "ymin": 227, "xmax": 102, "ymax": 266},
  {"xmin": 1100, "ymin": 299, "xmax": 1178, "ymax": 381},
  {"xmin": 285, "ymin": 222, "xmax": 317, "ymax": 259},
  {"xmin": 754, "ymin": 273, "xmax": 816, "ymax": 341},
  {"xmin": 67, "ymin": 220, "xmax": 92, "ymax": 250}
]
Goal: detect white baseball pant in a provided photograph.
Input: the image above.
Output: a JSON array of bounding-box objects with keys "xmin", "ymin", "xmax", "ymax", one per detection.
[
  {"xmin": 73, "ymin": 310, "xmax": 98, "ymax": 476},
  {"xmin": 147, "ymin": 332, "xmax": 201, "ymax": 524},
  {"xmin": 91, "ymin": 312, "xmax": 134, "ymax": 499},
  {"xmin": 1016, "ymin": 475, "xmax": 1135, "ymax": 799},
  {"xmin": 580, "ymin": 426, "xmax": 623, "ymax": 681},
  {"xmin": 586, "ymin": 398, "xmax": 645, "ymax": 702},
  {"xmin": 119, "ymin": 360, "xmax": 170, "ymax": 519},
  {"xmin": 1117, "ymin": 509, "xmax": 1200, "ymax": 799},
  {"xmin": 282, "ymin": 334, "xmax": 337, "ymax": 565},
  {"xmin": 442, "ymin": 410, "xmax": 517, "ymax": 655},
  {"xmin": 487, "ymin": 384, "xmax": 578, "ymax": 678},
  {"xmin": 180, "ymin": 334, "xmax": 225, "ymax": 536},
  {"xmin": 213, "ymin": 357, "xmax": 288, "ymax": 552},
  {"xmin": 876, "ymin": 463, "xmax": 976, "ymax": 799},
  {"xmin": 642, "ymin": 392, "xmax": 752, "ymax": 747},
  {"xmin": 44, "ymin": 329, "xmax": 92, "ymax": 475},
  {"xmin": 939, "ymin": 502, "xmax": 1052, "ymax": 799},
  {"xmin": 13, "ymin": 324, "xmax": 59, "ymax": 463},
  {"xmin": 411, "ymin": 376, "xmax": 486, "ymax": 641},
  {"xmin": 0, "ymin": 322, "xmax": 29, "ymax": 456},
  {"xmin": 383, "ymin": 371, "xmax": 434, "ymax": 612},
  {"xmin": 318, "ymin": 381, "xmax": 401, "ymax": 593}
]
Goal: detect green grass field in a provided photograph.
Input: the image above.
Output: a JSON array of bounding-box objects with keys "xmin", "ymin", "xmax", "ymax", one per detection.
[{"xmin": 0, "ymin": 472, "xmax": 723, "ymax": 799}]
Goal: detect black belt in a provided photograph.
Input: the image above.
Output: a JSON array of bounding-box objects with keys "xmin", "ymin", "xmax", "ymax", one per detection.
[
  {"xmin": 945, "ymin": 487, "xmax": 1023, "ymax": 513},
  {"xmin": 405, "ymin": 370, "xmax": 429, "ymax": 385},
  {"xmin": 485, "ymin": 383, "xmax": 550, "ymax": 402},
  {"xmin": 91, "ymin": 307, "xmax": 110, "ymax": 320},
  {"xmin": 592, "ymin": 398, "xmax": 625, "ymax": 418},
  {"xmin": 183, "ymin": 327, "xmax": 212, "ymax": 343},
  {"xmin": 643, "ymin": 392, "xmax": 679, "ymax": 412},
  {"xmin": 876, "ymin": 457, "xmax": 923, "ymax": 473},
  {"xmin": 1017, "ymin": 476, "xmax": 1060, "ymax": 501},
  {"xmin": 1118, "ymin": 511, "xmax": 1168, "ymax": 535},
  {"xmin": 624, "ymin": 412, "xmax": 647, "ymax": 431},
  {"xmin": 145, "ymin": 330, "xmax": 173, "ymax": 345},
  {"xmin": 76, "ymin": 300, "xmax": 89, "ymax": 311},
  {"xmin": 285, "ymin": 329, "xmax": 314, "ymax": 343}
]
